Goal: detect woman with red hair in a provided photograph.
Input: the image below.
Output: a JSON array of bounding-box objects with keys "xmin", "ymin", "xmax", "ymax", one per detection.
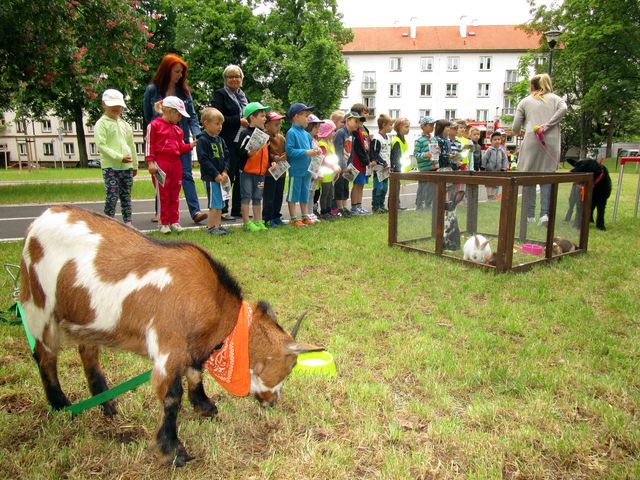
[{"xmin": 143, "ymin": 53, "xmax": 207, "ymax": 224}]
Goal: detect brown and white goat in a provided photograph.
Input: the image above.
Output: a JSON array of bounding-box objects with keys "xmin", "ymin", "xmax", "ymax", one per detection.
[{"xmin": 20, "ymin": 205, "xmax": 320, "ymax": 466}]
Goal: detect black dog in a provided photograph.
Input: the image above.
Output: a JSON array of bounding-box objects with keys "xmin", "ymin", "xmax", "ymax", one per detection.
[{"xmin": 566, "ymin": 159, "xmax": 612, "ymax": 230}]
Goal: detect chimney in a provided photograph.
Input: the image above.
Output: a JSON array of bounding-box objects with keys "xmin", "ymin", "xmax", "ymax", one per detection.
[
  {"xmin": 409, "ymin": 17, "xmax": 417, "ymax": 39},
  {"xmin": 459, "ymin": 15, "xmax": 468, "ymax": 38}
]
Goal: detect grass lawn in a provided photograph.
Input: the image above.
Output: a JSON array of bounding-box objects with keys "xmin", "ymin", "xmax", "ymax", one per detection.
[{"xmin": 0, "ymin": 168, "xmax": 638, "ymax": 479}]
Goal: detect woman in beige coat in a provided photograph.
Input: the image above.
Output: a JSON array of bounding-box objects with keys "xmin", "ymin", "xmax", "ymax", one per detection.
[{"xmin": 512, "ymin": 73, "xmax": 567, "ymax": 225}]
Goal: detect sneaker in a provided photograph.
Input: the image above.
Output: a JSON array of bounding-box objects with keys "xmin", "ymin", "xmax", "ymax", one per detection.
[
  {"xmin": 538, "ymin": 214, "xmax": 549, "ymax": 226},
  {"xmin": 170, "ymin": 223, "xmax": 184, "ymax": 233},
  {"xmin": 268, "ymin": 219, "xmax": 279, "ymax": 228},
  {"xmin": 221, "ymin": 214, "xmax": 237, "ymax": 221},
  {"xmin": 350, "ymin": 207, "xmax": 360, "ymax": 215},
  {"xmin": 308, "ymin": 214, "xmax": 321, "ymax": 223},
  {"xmin": 357, "ymin": 207, "xmax": 371, "ymax": 215},
  {"xmin": 220, "ymin": 226, "xmax": 232, "ymax": 234},
  {"xmin": 273, "ymin": 217, "xmax": 286, "ymax": 226},
  {"xmin": 159, "ymin": 224, "xmax": 171, "ymax": 234},
  {"xmin": 340, "ymin": 208, "xmax": 352, "ymax": 217},
  {"xmin": 244, "ymin": 221, "xmax": 261, "ymax": 232},
  {"xmin": 254, "ymin": 220, "xmax": 268, "ymax": 231},
  {"xmin": 527, "ymin": 217, "xmax": 537, "ymax": 223},
  {"xmin": 151, "ymin": 215, "xmax": 159, "ymax": 223},
  {"xmin": 193, "ymin": 212, "xmax": 208, "ymax": 223},
  {"xmin": 290, "ymin": 219, "xmax": 306, "ymax": 227},
  {"xmin": 207, "ymin": 226, "xmax": 228, "ymax": 235},
  {"xmin": 302, "ymin": 217, "xmax": 314, "ymax": 225}
]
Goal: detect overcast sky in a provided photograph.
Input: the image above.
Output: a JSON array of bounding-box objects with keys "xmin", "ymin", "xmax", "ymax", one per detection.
[{"xmin": 336, "ymin": 0, "xmax": 559, "ymax": 27}]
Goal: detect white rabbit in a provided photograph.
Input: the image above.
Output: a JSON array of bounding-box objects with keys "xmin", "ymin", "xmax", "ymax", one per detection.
[{"xmin": 463, "ymin": 234, "xmax": 492, "ymax": 264}]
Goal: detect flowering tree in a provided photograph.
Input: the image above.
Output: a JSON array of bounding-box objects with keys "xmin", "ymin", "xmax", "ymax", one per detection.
[{"xmin": 1, "ymin": 0, "xmax": 155, "ymax": 166}]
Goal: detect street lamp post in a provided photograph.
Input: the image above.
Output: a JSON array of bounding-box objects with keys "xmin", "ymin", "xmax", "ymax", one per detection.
[{"xmin": 544, "ymin": 29, "xmax": 562, "ymax": 76}]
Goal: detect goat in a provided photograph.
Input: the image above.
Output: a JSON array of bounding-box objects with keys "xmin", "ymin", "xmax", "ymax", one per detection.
[{"xmin": 20, "ymin": 205, "xmax": 321, "ymax": 466}]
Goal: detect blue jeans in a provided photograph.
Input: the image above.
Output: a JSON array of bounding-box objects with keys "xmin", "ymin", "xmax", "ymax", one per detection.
[
  {"xmin": 525, "ymin": 184, "xmax": 551, "ymax": 218},
  {"xmin": 180, "ymin": 151, "xmax": 201, "ymax": 219},
  {"xmin": 372, "ymin": 176, "xmax": 388, "ymax": 210}
]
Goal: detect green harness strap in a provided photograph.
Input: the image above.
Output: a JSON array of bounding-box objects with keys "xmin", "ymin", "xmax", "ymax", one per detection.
[{"xmin": 12, "ymin": 301, "xmax": 152, "ymax": 416}]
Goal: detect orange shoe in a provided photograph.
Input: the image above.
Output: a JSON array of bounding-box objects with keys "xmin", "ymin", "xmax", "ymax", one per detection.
[
  {"xmin": 302, "ymin": 217, "xmax": 313, "ymax": 225},
  {"xmin": 291, "ymin": 219, "xmax": 306, "ymax": 227}
]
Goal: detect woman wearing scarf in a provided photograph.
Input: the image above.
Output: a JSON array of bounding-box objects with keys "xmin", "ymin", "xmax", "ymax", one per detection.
[
  {"xmin": 143, "ymin": 53, "xmax": 207, "ymax": 224},
  {"xmin": 211, "ymin": 65, "xmax": 250, "ymax": 220}
]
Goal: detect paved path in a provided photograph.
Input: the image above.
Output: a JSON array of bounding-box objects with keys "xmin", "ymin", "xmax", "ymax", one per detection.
[{"xmin": 0, "ymin": 184, "xmax": 424, "ymax": 242}]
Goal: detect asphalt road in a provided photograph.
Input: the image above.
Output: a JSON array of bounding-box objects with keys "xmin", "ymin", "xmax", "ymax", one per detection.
[{"xmin": 0, "ymin": 184, "xmax": 423, "ymax": 242}]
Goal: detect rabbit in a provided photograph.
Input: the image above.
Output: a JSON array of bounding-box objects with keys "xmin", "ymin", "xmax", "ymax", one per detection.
[
  {"xmin": 443, "ymin": 190, "xmax": 465, "ymax": 251},
  {"xmin": 463, "ymin": 234, "xmax": 492, "ymax": 264}
]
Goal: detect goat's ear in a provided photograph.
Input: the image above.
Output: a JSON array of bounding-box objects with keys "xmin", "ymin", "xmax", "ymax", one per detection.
[{"xmin": 286, "ymin": 342, "xmax": 325, "ymax": 355}]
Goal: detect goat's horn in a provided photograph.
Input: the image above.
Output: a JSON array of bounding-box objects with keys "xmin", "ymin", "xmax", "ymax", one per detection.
[{"xmin": 290, "ymin": 310, "xmax": 307, "ymax": 339}]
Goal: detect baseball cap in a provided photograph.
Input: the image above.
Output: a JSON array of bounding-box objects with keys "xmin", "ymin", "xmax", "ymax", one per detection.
[
  {"xmin": 243, "ymin": 102, "xmax": 271, "ymax": 119},
  {"xmin": 307, "ymin": 114, "xmax": 323, "ymax": 124},
  {"xmin": 266, "ymin": 111, "xmax": 285, "ymax": 122},
  {"xmin": 419, "ymin": 115, "xmax": 436, "ymax": 125},
  {"xmin": 318, "ymin": 120, "xmax": 337, "ymax": 139},
  {"xmin": 344, "ymin": 111, "xmax": 366, "ymax": 122},
  {"xmin": 162, "ymin": 96, "xmax": 190, "ymax": 117},
  {"xmin": 102, "ymin": 89, "xmax": 127, "ymax": 108},
  {"xmin": 287, "ymin": 102, "xmax": 315, "ymax": 119}
]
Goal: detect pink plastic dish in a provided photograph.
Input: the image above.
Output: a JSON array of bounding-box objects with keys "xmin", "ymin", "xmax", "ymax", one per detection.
[{"xmin": 521, "ymin": 243, "xmax": 544, "ymax": 255}]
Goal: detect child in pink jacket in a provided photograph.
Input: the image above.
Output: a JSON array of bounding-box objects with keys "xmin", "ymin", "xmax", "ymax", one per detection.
[{"xmin": 146, "ymin": 96, "xmax": 197, "ymax": 233}]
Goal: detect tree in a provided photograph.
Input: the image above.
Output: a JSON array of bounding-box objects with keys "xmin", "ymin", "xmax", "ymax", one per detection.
[
  {"xmin": 526, "ymin": 0, "xmax": 640, "ymax": 157},
  {"xmin": 0, "ymin": 0, "xmax": 155, "ymax": 166}
]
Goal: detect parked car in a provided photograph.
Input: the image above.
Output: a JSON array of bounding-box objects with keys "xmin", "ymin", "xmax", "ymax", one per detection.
[{"xmin": 87, "ymin": 159, "xmax": 101, "ymax": 168}]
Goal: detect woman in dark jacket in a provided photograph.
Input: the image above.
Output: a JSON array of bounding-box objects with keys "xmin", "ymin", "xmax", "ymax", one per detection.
[
  {"xmin": 210, "ymin": 64, "xmax": 250, "ymax": 219},
  {"xmin": 143, "ymin": 53, "xmax": 206, "ymax": 223}
]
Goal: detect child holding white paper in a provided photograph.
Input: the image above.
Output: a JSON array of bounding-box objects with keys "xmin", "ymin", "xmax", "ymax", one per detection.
[
  {"xmin": 370, "ymin": 114, "xmax": 393, "ymax": 213},
  {"xmin": 237, "ymin": 101, "xmax": 271, "ymax": 232},
  {"xmin": 317, "ymin": 120, "xmax": 339, "ymax": 218},
  {"xmin": 263, "ymin": 111, "xmax": 288, "ymax": 227},
  {"xmin": 306, "ymin": 114, "xmax": 324, "ymax": 222}
]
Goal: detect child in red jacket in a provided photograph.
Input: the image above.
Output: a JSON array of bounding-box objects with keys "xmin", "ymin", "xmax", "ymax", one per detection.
[{"xmin": 146, "ymin": 96, "xmax": 197, "ymax": 233}]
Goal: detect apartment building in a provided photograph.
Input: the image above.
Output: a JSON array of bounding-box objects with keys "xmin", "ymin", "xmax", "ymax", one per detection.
[{"xmin": 340, "ymin": 24, "xmax": 541, "ymax": 134}]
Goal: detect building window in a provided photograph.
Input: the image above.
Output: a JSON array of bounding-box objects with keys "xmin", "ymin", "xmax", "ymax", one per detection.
[
  {"xmin": 479, "ymin": 56, "xmax": 492, "ymax": 71},
  {"xmin": 342, "ymin": 86, "xmax": 348, "ymax": 98},
  {"xmin": 419, "ymin": 83, "xmax": 432, "ymax": 97},
  {"xmin": 362, "ymin": 71, "xmax": 376, "ymax": 92},
  {"xmin": 389, "ymin": 83, "xmax": 401, "ymax": 98},
  {"xmin": 476, "ymin": 109, "xmax": 489, "ymax": 121},
  {"xmin": 446, "ymin": 56, "xmax": 460, "ymax": 72},
  {"xmin": 43, "ymin": 143, "xmax": 54, "ymax": 156},
  {"xmin": 445, "ymin": 110, "xmax": 457, "ymax": 121},
  {"xmin": 0, "ymin": 115, "xmax": 5, "ymax": 128},
  {"xmin": 64, "ymin": 143, "xmax": 75, "ymax": 155},
  {"xmin": 86, "ymin": 124, "xmax": 94, "ymax": 133},
  {"xmin": 445, "ymin": 83, "xmax": 458, "ymax": 98},
  {"xmin": 62, "ymin": 120, "xmax": 73, "ymax": 133},
  {"xmin": 389, "ymin": 57, "xmax": 402, "ymax": 72},
  {"xmin": 503, "ymin": 96, "xmax": 516, "ymax": 116},
  {"xmin": 362, "ymin": 96, "xmax": 375, "ymax": 117},
  {"xmin": 420, "ymin": 56, "xmax": 433, "ymax": 72},
  {"xmin": 419, "ymin": 109, "xmax": 431, "ymax": 119},
  {"xmin": 90, "ymin": 143, "xmax": 97, "ymax": 155},
  {"xmin": 18, "ymin": 143, "xmax": 27, "ymax": 155},
  {"xmin": 135, "ymin": 143, "xmax": 144, "ymax": 155},
  {"xmin": 389, "ymin": 109, "xmax": 400, "ymax": 119},
  {"xmin": 16, "ymin": 120, "xmax": 26, "ymax": 133},
  {"xmin": 41, "ymin": 120, "xmax": 52, "ymax": 133},
  {"xmin": 505, "ymin": 70, "xmax": 518, "ymax": 83},
  {"xmin": 477, "ymin": 83, "xmax": 490, "ymax": 97},
  {"xmin": 134, "ymin": 121, "xmax": 142, "ymax": 132}
]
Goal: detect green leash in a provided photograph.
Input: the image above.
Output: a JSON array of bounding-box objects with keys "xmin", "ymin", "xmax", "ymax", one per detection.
[{"xmin": 7, "ymin": 298, "xmax": 152, "ymax": 416}]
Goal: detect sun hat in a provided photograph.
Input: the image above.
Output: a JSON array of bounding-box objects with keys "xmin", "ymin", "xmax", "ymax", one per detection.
[
  {"xmin": 266, "ymin": 111, "xmax": 285, "ymax": 122},
  {"xmin": 243, "ymin": 102, "xmax": 271, "ymax": 119},
  {"xmin": 344, "ymin": 111, "xmax": 366, "ymax": 122},
  {"xmin": 287, "ymin": 102, "xmax": 315, "ymax": 119},
  {"xmin": 102, "ymin": 89, "xmax": 127, "ymax": 108},
  {"xmin": 307, "ymin": 114, "xmax": 323, "ymax": 124},
  {"xmin": 318, "ymin": 120, "xmax": 337, "ymax": 138},
  {"xmin": 419, "ymin": 115, "xmax": 436, "ymax": 125},
  {"xmin": 162, "ymin": 96, "xmax": 190, "ymax": 117}
]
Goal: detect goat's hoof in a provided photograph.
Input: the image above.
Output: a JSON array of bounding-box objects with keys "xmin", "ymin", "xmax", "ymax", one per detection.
[
  {"xmin": 101, "ymin": 400, "xmax": 117, "ymax": 417},
  {"xmin": 194, "ymin": 400, "xmax": 218, "ymax": 418},
  {"xmin": 172, "ymin": 444, "xmax": 194, "ymax": 467}
]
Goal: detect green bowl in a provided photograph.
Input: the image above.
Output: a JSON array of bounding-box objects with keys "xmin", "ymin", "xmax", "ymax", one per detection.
[{"xmin": 293, "ymin": 351, "xmax": 337, "ymax": 377}]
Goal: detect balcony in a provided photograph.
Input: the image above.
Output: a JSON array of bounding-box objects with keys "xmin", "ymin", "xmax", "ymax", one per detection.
[
  {"xmin": 361, "ymin": 82, "xmax": 377, "ymax": 93},
  {"xmin": 504, "ymin": 81, "xmax": 517, "ymax": 93}
]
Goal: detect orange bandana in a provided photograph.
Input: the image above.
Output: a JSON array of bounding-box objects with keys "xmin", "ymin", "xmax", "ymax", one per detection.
[{"xmin": 204, "ymin": 301, "xmax": 252, "ymax": 397}]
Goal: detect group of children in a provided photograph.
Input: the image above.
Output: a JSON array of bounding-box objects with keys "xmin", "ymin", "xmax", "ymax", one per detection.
[{"xmin": 94, "ymin": 87, "xmax": 513, "ymax": 234}]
